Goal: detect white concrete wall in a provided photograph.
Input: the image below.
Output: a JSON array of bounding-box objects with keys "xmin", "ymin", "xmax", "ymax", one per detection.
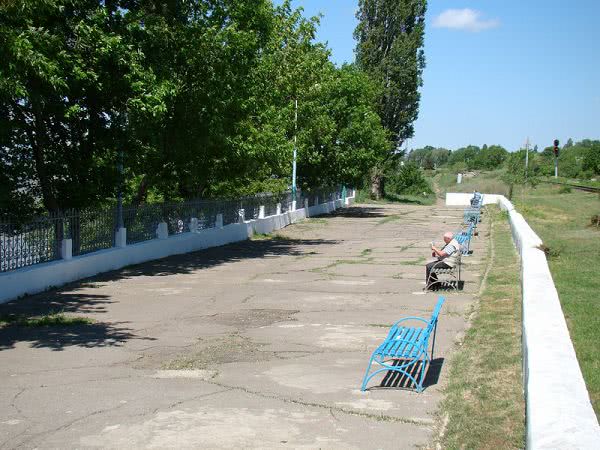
[
  {"xmin": 446, "ymin": 192, "xmax": 600, "ymax": 449},
  {"xmin": 0, "ymin": 193, "xmax": 352, "ymax": 304}
]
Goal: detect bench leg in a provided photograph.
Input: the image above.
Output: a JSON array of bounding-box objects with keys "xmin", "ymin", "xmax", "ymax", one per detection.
[{"xmin": 361, "ymin": 354, "xmax": 377, "ymax": 391}]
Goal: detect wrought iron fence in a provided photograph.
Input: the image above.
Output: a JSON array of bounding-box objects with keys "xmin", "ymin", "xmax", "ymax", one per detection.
[
  {"xmin": 1, "ymin": 214, "xmax": 62, "ymax": 272},
  {"xmin": 0, "ymin": 187, "xmax": 348, "ymax": 273}
]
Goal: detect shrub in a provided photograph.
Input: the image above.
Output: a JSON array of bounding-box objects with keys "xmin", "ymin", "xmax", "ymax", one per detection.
[{"xmin": 386, "ymin": 163, "xmax": 433, "ymax": 196}]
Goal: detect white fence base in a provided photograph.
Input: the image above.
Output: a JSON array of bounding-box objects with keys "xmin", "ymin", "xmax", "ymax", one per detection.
[{"xmin": 445, "ymin": 192, "xmax": 600, "ymax": 449}]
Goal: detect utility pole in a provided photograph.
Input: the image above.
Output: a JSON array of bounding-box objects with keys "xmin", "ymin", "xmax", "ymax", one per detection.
[{"xmin": 292, "ymin": 98, "xmax": 298, "ymax": 200}]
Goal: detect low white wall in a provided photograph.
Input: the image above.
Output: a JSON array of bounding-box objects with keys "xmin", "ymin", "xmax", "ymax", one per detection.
[
  {"xmin": 446, "ymin": 192, "xmax": 600, "ymax": 449},
  {"xmin": 0, "ymin": 194, "xmax": 353, "ymax": 304}
]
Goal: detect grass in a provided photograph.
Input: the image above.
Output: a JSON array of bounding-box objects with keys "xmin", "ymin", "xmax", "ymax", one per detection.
[
  {"xmin": 399, "ymin": 256, "xmax": 426, "ymax": 266},
  {"xmin": 0, "ymin": 312, "xmax": 94, "ymax": 327},
  {"xmin": 355, "ymin": 189, "xmax": 436, "ymax": 205},
  {"xmin": 513, "ymin": 183, "xmax": 600, "ymax": 418},
  {"xmin": 439, "ymin": 206, "xmax": 525, "ymax": 449},
  {"xmin": 433, "ymin": 169, "xmax": 510, "ymax": 198},
  {"xmin": 376, "ymin": 213, "xmax": 411, "ymax": 225},
  {"xmin": 249, "ymin": 232, "xmax": 291, "ymax": 241}
]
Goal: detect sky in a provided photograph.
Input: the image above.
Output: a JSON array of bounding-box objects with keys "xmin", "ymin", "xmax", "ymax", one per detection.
[{"xmin": 277, "ymin": 0, "xmax": 600, "ymax": 151}]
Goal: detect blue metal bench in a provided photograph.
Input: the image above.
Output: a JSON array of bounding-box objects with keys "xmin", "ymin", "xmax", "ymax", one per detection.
[
  {"xmin": 455, "ymin": 222, "xmax": 475, "ymax": 256},
  {"xmin": 464, "ymin": 194, "xmax": 484, "ymax": 224},
  {"xmin": 360, "ymin": 296, "xmax": 445, "ymax": 392}
]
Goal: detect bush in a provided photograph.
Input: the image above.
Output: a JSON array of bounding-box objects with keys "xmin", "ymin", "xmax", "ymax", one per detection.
[
  {"xmin": 558, "ymin": 185, "xmax": 572, "ymax": 194},
  {"xmin": 386, "ymin": 163, "xmax": 433, "ymax": 196}
]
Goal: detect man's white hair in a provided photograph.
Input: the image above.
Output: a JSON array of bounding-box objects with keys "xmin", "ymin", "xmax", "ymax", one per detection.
[{"xmin": 443, "ymin": 232, "xmax": 454, "ymax": 240}]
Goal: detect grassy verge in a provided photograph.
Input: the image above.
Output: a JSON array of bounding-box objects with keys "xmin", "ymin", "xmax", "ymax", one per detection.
[
  {"xmin": 0, "ymin": 312, "xmax": 94, "ymax": 327},
  {"xmin": 355, "ymin": 189, "xmax": 436, "ymax": 205},
  {"xmin": 514, "ymin": 184, "xmax": 600, "ymax": 418},
  {"xmin": 433, "ymin": 169, "xmax": 509, "ymax": 198},
  {"xmin": 439, "ymin": 206, "xmax": 525, "ymax": 449}
]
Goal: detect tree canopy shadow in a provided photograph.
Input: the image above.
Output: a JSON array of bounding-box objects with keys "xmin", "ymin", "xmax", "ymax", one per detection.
[
  {"xmin": 328, "ymin": 206, "xmax": 388, "ymax": 218},
  {"xmin": 0, "ymin": 320, "xmax": 153, "ymax": 351}
]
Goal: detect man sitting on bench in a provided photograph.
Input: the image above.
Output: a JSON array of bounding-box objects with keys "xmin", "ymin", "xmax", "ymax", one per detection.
[{"xmin": 425, "ymin": 232, "xmax": 461, "ymax": 289}]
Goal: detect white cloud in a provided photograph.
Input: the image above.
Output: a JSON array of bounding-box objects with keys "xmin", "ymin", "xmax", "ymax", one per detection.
[{"xmin": 433, "ymin": 8, "xmax": 500, "ymax": 32}]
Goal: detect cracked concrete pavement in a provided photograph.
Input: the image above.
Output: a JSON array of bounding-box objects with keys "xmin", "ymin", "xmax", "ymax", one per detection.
[{"xmin": 0, "ymin": 202, "xmax": 487, "ymax": 449}]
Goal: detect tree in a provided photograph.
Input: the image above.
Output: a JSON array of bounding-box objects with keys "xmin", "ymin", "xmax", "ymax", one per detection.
[
  {"xmin": 0, "ymin": 1, "xmax": 160, "ymax": 214},
  {"xmin": 355, "ymin": 0, "xmax": 427, "ymax": 198}
]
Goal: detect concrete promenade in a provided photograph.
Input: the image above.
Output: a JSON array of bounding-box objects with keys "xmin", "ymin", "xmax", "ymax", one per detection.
[{"xmin": 0, "ymin": 203, "xmax": 486, "ymax": 449}]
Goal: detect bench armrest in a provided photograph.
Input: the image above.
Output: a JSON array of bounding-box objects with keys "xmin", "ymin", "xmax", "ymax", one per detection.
[{"xmin": 391, "ymin": 317, "xmax": 429, "ymax": 328}]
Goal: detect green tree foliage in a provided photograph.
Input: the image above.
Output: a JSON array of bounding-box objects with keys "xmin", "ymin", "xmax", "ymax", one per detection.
[
  {"xmin": 0, "ymin": 0, "xmax": 391, "ymax": 216},
  {"xmin": 0, "ymin": 1, "xmax": 159, "ymax": 214},
  {"xmin": 406, "ymin": 146, "xmax": 450, "ymax": 169},
  {"xmin": 354, "ymin": 0, "xmax": 427, "ymax": 197},
  {"xmin": 447, "ymin": 145, "xmax": 480, "ymax": 170},
  {"xmin": 537, "ymin": 139, "xmax": 600, "ymax": 178},
  {"xmin": 386, "ymin": 162, "xmax": 432, "ymax": 195},
  {"xmin": 473, "ymin": 145, "xmax": 508, "ymax": 170}
]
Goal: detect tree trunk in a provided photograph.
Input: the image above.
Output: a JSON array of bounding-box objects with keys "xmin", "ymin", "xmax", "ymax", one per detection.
[{"xmin": 370, "ymin": 170, "xmax": 384, "ymax": 200}]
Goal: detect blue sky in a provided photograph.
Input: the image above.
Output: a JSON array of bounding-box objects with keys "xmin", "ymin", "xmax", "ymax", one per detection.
[{"xmin": 279, "ymin": 1, "xmax": 600, "ymax": 151}]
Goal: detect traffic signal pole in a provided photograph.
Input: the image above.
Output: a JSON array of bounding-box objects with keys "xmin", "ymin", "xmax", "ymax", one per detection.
[{"xmin": 553, "ymin": 139, "xmax": 559, "ymax": 178}]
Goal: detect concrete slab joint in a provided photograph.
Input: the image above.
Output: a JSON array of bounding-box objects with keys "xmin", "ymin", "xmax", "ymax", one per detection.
[{"xmin": 445, "ymin": 192, "xmax": 600, "ymax": 448}]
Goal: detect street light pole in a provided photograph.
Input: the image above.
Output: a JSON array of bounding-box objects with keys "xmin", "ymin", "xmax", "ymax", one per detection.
[
  {"xmin": 292, "ymin": 98, "xmax": 298, "ymax": 200},
  {"xmin": 117, "ymin": 148, "xmax": 124, "ymax": 229}
]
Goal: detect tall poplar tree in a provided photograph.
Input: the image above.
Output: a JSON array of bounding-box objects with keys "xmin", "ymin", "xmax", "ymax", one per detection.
[{"xmin": 355, "ymin": 0, "xmax": 427, "ymax": 198}]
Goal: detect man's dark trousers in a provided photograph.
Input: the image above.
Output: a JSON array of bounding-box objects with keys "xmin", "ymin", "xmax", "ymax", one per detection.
[{"xmin": 426, "ymin": 261, "xmax": 452, "ymax": 285}]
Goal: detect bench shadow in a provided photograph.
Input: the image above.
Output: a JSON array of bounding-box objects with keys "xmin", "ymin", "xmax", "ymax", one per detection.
[
  {"xmin": 378, "ymin": 357, "xmax": 445, "ymax": 391},
  {"xmin": 427, "ymin": 280, "xmax": 464, "ymax": 292}
]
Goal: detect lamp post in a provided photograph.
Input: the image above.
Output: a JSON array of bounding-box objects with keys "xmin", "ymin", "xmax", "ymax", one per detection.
[
  {"xmin": 292, "ymin": 98, "xmax": 298, "ymax": 201},
  {"xmin": 116, "ymin": 148, "xmax": 124, "ymax": 229}
]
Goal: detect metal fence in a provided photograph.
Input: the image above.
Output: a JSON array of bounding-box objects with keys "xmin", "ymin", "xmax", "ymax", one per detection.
[{"xmin": 0, "ymin": 187, "xmax": 346, "ymax": 273}]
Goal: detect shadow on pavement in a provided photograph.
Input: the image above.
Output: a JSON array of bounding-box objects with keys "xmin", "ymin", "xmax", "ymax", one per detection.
[
  {"xmin": 328, "ymin": 206, "xmax": 388, "ymax": 218},
  {"xmin": 0, "ymin": 320, "xmax": 153, "ymax": 352},
  {"xmin": 377, "ymin": 357, "xmax": 444, "ymax": 391},
  {"xmin": 0, "ymin": 237, "xmax": 337, "ymax": 351}
]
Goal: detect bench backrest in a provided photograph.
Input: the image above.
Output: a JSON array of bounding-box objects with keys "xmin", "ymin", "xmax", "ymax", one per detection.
[{"xmin": 426, "ymin": 296, "xmax": 445, "ymax": 332}]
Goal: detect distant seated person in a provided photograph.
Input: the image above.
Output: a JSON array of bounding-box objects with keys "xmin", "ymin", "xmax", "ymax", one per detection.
[
  {"xmin": 470, "ymin": 190, "xmax": 482, "ymax": 207},
  {"xmin": 425, "ymin": 232, "xmax": 461, "ymax": 289}
]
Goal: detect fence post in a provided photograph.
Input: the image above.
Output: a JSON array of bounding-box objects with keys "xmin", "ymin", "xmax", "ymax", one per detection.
[
  {"xmin": 216, "ymin": 213, "xmax": 223, "ymax": 229},
  {"xmin": 156, "ymin": 222, "xmax": 168, "ymax": 239},
  {"xmin": 259, "ymin": 205, "xmax": 265, "ymax": 219},
  {"xmin": 276, "ymin": 203, "xmax": 282, "ymax": 215},
  {"xmin": 238, "ymin": 209, "xmax": 245, "ymax": 224},
  {"xmin": 61, "ymin": 239, "xmax": 72, "ymax": 260},
  {"xmin": 304, "ymin": 198, "xmax": 309, "ymax": 216},
  {"xmin": 115, "ymin": 227, "xmax": 127, "ymax": 248},
  {"xmin": 189, "ymin": 217, "xmax": 198, "ymax": 233},
  {"xmin": 291, "ymin": 200, "xmax": 297, "ymax": 212}
]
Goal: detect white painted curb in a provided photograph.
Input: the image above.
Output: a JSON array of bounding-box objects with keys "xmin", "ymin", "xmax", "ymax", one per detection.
[
  {"xmin": 0, "ymin": 195, "xmax": 354, "ymax": 304},
  {"xmin": 446, "ymin": 192, "xmax": 600, "ymax": 449}
]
